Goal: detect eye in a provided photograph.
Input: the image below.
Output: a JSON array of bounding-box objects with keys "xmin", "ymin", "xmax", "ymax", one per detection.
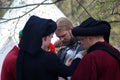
[
  {"xmin": 51, "ymin": 35, "xmax": 53, "ymax": 38},
  {"xmin": 58, "ymin": 33, "xmax": 67, "ymax": 39}
]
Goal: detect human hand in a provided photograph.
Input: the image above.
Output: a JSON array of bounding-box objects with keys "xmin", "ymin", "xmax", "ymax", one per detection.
[
  {"xmin": 74, "ymin": 50, "xmax": 87, "ymax": 59},
  {"xmin": 65, "ymin": 57, "xmax": 73, "ymax": 66},
  {"xmin": 79, "ymin": 50, "xmax": 87, "ymax": 57},
  {"xmin": 54, "ymin": 40, "xmax": 63, "ymax": 48}
]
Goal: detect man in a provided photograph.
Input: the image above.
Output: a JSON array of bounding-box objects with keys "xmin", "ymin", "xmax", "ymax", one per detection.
[
  {"xmin": 1, "ymin": 26, "xmax": 58, "ymax": 80},
  {"xmin": 55, "ymin": 17, "xmax": 85, "ymax": 64},
  {"xmin": 16, "ymin": 15, "xmax": 80, "ymax": 80},
  {"xmin": 1, "ymin": 30, "xmax": 22, "ymax": 80},
  {"xmin": 71, "ymin": 17, "xmax": 120, "ymax": 80}
]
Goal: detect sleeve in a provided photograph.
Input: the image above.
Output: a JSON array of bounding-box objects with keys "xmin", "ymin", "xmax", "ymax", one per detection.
[
  {"xmin": 72, "ymin": 54, "xmax": 97, "ymax": 80},
  {"xmin": 1, "ymin": 54, "xmax": 15, "ymax": 80},
  {"xmin": 46, "ymin": 53, "xmax": 81, "ymax": 77}
]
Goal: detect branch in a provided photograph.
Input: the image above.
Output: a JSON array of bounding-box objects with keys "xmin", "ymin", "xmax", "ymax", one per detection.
[
  {"xmin": 0, "ymin": 0, "xmax": 62, "ymax": 23},
  {"xmin": 13, "ymin": 17, "xmax": 20, "ymax": 43},
  {"xmin": 109, "ymin": 20, "xmax": 120, "ymax": 23},
  {"xmin": 77, "ymin": 0, "xmax": 96, "ymax": 18},
  {"xmin": 0, "ymin": 0, "xmax": 62, "ymax": 9},
  {"xmin": 0, "ymin": 4, "xmax": 39, "ymax": 23},
  {"xmin": 102, "ymin": 1, "xmax": 120, "ymax": 20}
]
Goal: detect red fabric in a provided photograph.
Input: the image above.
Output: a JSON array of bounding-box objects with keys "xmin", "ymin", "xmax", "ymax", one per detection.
[
  {"xmin": 49, "ymin": 43, "xmax": 56, "ymax": 53},
  {"xmin": 1, "ymin": 46, "xmax": 19, "ymax": 80},
  {"xmin": 72, "ymin": 42, "xmax": 120, "ymax": 80}
]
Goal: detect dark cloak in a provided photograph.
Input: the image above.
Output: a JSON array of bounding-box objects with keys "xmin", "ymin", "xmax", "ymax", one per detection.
[{"xmin": 16, "ymin": 15, "xmax": 80, "ymax": 80}]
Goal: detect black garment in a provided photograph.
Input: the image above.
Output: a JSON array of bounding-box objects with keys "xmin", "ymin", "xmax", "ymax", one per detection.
[
  {"xmin": 16, "ymin": 16, "xmax": 80, "ymax": 80},
  {"xmin": 17, "ymin": 49, "xmax": 80, "ymax": 80},
  {"xmin": 57, "ymin": 37, "xmax": 84, "ymax": 63},
  {"xmin": 18, "ymin": 15, "xmax": 57, "ymax": 54}
]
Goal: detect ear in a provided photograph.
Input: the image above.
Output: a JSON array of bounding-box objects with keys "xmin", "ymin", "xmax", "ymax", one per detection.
[
  {"xmin": 87, "ymin": 36, "xmax": 93, "ymax": 43},
  {"xmin": 43, "ymin": 36, "xmax": 47, "ymax": 41},
  {"xmin": 68, "ymin": 27, "xmax": 73, "ymax": 30},
  {"xmin": 88, "ymin": 36, "xmax": 95, "ymax": 43},
  {"xmin": 88, "ymin": 36, "xmax": 92, "ymax": 40}
]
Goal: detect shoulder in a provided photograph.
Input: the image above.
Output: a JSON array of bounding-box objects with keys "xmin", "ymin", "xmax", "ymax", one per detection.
[
  {"xmin": 81, "ymin": 49, "xmax": 114, "ymax": 64},
  {"xmin": 85, "ymin": 50, "xmax": 109, "ymax": 59},
  {"xmin": 8, "ymin": 46, "xmax": 19, "ymax": 56},
  {"xmin": 44, "ymin": 52, "xmax": 60, "ymax": 61},
  {"xmin": 3, "ymin": 46, "xmax": 19, "ymax": 63}
]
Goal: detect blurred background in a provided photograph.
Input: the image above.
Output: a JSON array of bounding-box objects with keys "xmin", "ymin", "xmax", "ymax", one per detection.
[{"xmin": 0, "ymin": 0, "xmax": 120, "ymax": 73}]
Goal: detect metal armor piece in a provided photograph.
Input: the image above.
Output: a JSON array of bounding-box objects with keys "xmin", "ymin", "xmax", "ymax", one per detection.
[{"xmin": 57, "ymin": 38, "xmax": 84, "ymax": 63}]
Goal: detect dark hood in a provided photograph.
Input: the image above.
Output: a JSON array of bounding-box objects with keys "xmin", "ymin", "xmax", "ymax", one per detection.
[{"xmin": 19, "ymin": 15, "xmax": 57, "ymax": 54}]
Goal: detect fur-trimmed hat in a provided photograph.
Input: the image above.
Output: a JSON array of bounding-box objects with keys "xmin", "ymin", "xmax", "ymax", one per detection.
[{"xmin": 72, "ymin": 17, "xmax": 111, "ymax": 43}]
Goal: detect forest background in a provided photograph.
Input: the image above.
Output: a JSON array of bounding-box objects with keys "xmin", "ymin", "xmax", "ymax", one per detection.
[{"xmin": 0, "ymin": 0, "xmax": 120, "ymax": 49}]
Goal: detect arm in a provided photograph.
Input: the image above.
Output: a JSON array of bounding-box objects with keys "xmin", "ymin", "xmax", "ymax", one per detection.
[
  {"xmin": 72, "ymin": 54, "xmax": 97, "ymax": 80},
  {"xmin": 56, "ymin": 58, "xmax": 80, "ymax": 77}
]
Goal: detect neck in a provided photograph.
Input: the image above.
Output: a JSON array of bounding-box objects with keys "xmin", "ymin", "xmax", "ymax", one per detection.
[
  {"xmin": 69, "ymin": 30, "xmax": 74, "ymax": 39},
  {"xmin": 92, "ymin": 36, "xmax": 105, "ymax": 45},
  {"xmin": 41, "ymin": 45, "xmax": 49, "ymax": 52}
]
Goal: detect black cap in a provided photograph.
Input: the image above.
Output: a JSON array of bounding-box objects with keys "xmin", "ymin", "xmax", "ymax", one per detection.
[{"xmin": 72, "ymin": 17, "xmax": 111, "ymax": 43}]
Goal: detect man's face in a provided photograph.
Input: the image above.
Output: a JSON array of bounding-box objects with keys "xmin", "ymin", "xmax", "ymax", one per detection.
[
  {"xmin": 55, "ymin": 29, "xmax": 72, "ymax": 45},
  {"xmin": 79, "ymin": 36, "xmax": 90, "ymax": 49},
  {"xmin": 42, "ymin": 34, "xmax": 53, "ymax": 51},
  {"xmin": 46, "ymin": 34, "xmax": 53, "ymax": 47}
]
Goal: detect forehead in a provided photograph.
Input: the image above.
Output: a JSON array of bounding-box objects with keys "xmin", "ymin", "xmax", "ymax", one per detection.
[
  {"xmin": 79, "ymin": 36, "xmax": 87, "ymax": 39},
  {"xmin": 55, "ymin": 28, "xmax": 67, "ymax": 33},
  {"xmin": 55, "ymin": 29, "xmax": 67, "ymax": 35},
  {"xmin": 79, "ymin": 36, "xmax": 85, "ymax": 38}
]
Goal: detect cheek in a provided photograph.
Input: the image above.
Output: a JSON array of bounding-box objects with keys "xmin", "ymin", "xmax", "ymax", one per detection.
[
  {"xmin": 50, "ymin": 37, "xmax": 53, "ymax": 42},
  {"xmin": 48, "ymin": 38, "xmax": 51, "ymax": 42},
  {"xmin": 65, "ymin": 36, "xmax": 71, "ymax": 41},
  {"xmin": 64, "ymin": 37, "xmax": 69, "ymax": 41},
  {"xmin": 81, "ymin": 40, "xmax": 87, "ymax": 48},
  {"xmin": 80, "ymin": 40, "xmax": 85, "ymax": 45}
]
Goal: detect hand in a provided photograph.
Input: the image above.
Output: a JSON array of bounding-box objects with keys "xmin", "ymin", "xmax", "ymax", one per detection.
[
  {"xmin": 79, "ymin": 50, "xmax": 87, "ymax": 57},
  {"xmin": 65, "ymin": 57, "xmax": 73, "ymax": 66},
  {"xmin": 54, "ymin": 40, "xmax": 63, "ymax": 48},
  {"xmin": 74, "ymin": 50, "xmax": 87, "ymax": 59}
]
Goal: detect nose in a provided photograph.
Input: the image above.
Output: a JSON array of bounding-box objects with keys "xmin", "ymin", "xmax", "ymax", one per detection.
[{"xmin": 60, "ymin": 37, "xmax": 64, "ymax": 41}]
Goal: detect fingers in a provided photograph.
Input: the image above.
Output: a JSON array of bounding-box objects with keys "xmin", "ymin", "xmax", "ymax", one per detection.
[{"xmin": 65, "ymin": 58, "xmax": 73, "ymax": 66}]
